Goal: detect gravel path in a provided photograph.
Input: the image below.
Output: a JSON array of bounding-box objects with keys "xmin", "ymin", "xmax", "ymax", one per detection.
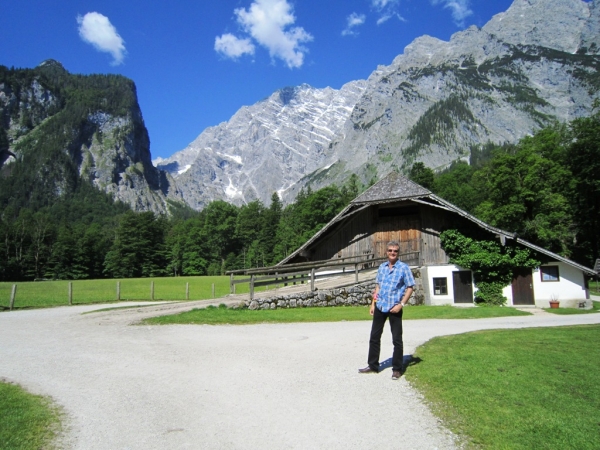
[{"xmin": 2, "ymin": 302, "xmax": 600, "ymax": 450}]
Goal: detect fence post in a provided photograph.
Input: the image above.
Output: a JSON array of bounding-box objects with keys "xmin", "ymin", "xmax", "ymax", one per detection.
[
  {"xmin": 250, "ymin": 275, "xmax": 255, "ymax": 301},
  {"xmin": 355, "ymin": 263, "xmax": 359, "ymax": 284},
  {"xmin": 230, "ymin": 273, "xmax": 234, "ymax": 294},
  {"xmin": 310, "ymin": 268, "xmax": 315, "ymax": 291},
  {"xmin": 212, "ymin": 283, "xmax": 215, "ymax": 298},
  {"xmin": 186, "ymin": 282, "xmax": 189, "ymax": 300},
  {"xmin": 68, "ymin": 282, "xmax": 73, "ymax": 306},
  {"xmin": 116, "ymin": 281, "xmax": 120, "ymax": 301},
  {"xmin": 9, "ymin": 284, "xmax": 17, "ymax": 310},
  {"xmin": 150, "ymin": 281, "xmax": 154, "ymax": 300}
]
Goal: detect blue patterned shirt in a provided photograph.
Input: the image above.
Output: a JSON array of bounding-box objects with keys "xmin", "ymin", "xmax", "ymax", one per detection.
[{"xmin": 375, "ymin": 260, "xmax": 415, "ymax": 313}]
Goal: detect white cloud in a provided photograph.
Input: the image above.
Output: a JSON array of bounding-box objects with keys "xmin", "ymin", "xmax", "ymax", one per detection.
[
  {"xmin": 235, "ymin": 0, "xmax": 313, "ymax": 68},
  {"xmin": 342, "ymin": 13, "xmax": 366, "ymax": 36},
  {"xmin": 370, "ymin": 0, "xmax": 404, "ymax": 25},
  {"xmin": 77, "ymin": 12, "xmax": 126, "ymax": 65},
  {"xmin": 431, "ymin": 0, "xmax": 473, "ymax": 26},
  {"xmin": 216, "ymin": 0, "xmax": 313, "ymax": 69},
  {"xmin": 215, "ymin": 33, "xmax": 255, "ymax": 59}
]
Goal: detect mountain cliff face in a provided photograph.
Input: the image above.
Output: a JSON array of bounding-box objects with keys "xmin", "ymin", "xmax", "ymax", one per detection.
[
  {"xmin": 312, "ymin": 0, "xmax": 600, "ymax": 187},
  {"xmin": 161, "ymin": 0, "xmax": 599, "ymax": 207},
  {"xmin": 0, "ymin": 60, "xmax": 181, "ymax": 214},
  {"xmin": 156, "ymin": 81, "xmax": 366, "ymax": 208}
]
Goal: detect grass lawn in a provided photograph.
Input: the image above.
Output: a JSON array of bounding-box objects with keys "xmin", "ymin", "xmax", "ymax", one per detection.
[
  {"xmin": 0, "ymin": 276, "xmax": 250, "ymax": 309},
  {"xmin": 543, "ymin": 301, "xmax": 600, "ymax": 315},
  {"xmin": 406, "ymin": 324, "xmax": 600, "ymax": 450},
  {"xmin": 0, "ymin": 381, "xmax": 61, "ymax": 450},
  {"xmin": 143, "ymin": 304, "xmax": 531, "ymax": 325}
]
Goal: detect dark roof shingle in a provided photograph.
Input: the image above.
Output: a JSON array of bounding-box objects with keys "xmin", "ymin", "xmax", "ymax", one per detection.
[{"xmin": 352, "ymin": 172, "xmax": 431, "ymax": 204}]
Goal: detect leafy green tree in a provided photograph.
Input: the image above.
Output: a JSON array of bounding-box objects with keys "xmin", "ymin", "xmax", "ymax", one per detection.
[
  {"xmin": 473, "ymin": 125, "xmax": 574, "ymax": 255},
  {"xmin": 440, "ymin": 229, "xmax": 539, "ymax": 305},
  {"xmin": 198, "ymin": 201, "xmax": 238, "ymax": 274},
  {"xmin": 24, "ymin": 211, "xmax": 55, "ymax": 279},
  {"xmin": 234, "ymin": 200, "xmax": 264, "ymax": 268},
  {"xmin": 47, "ymin": 224, "xmax": 78, "ymax": 280},
  {"xmin": 272, "ymin": 185, "xmax": 349, "ymax": 263},
  {"xmin": 103, "ymin": 211, "xmax": 167, "ymax": 278},
  {"xmin": 567, "ymin": 110, "xmax": 600, "ymax": 265},
  {"xmin": 260, "ymin": 193, "xmax": 282, "ymax": 265},
  {"xmin": 165, "ymin": 220, "xmax": 189, "ymax": 276},
  {"xmin": 341, "ymin": 173, "xmax": 362, "ymax": 203},
  {"xmin": 409, "ymin": 162, "xmax": 435, "ymax": 189},
  {"xmin": 432, "ymin": 161, "xmax": 484, "ymax": 213},
  {"xmin": 181, "ymin": 223, "xmax": 210, "ymax": 276}
]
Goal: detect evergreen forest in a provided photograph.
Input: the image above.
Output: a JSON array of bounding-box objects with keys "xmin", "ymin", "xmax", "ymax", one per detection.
[{"xmin": 1, "ymin": 109, "xmax": 599, "ymax": 281}]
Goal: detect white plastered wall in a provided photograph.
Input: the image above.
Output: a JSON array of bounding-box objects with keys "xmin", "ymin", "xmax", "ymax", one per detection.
[
  {"xmin": 422, "ymin": 264, "xmax": 475, "ymax": 306},
  {"xmin": 502, "ymin": 261, "xmax": 589, "ymax": 308},
  {"xmin": 424, "ymin": 261, "xmax": 589, "ymax": 308}
]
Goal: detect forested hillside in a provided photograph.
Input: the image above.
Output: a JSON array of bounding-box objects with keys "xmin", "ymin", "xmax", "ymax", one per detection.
[
  {"xmin": 1, "ymin": 109, "xmax": 598, "ymax": 282},
  {"xmin": 0, "ymin": 61, "xmax": 180, "ymax": 215},
  {"xmin": 0, "ymin": 176, "xmax": 359, "ymax": 281},
  {"xmin": 411, "ymin": 108, "xmax": 600, "ymax": 267}
]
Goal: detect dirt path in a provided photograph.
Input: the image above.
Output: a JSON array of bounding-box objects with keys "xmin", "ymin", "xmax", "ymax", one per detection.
[{"xmin": 1, "ymin": 302, "xmax": 599, "ymax": 449}]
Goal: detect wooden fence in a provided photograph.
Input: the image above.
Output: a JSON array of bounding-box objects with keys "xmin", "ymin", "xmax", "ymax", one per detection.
[{"xmin": 227, "ymin": 252, "xmax": 420, "ymax": 300}]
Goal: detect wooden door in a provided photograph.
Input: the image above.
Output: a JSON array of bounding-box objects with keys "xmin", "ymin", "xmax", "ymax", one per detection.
[
  {"xmin": 512, "ymin": 268, "xmax": 535, "ymax": 305},
  {"xmin": 373, "ymin": 214, "xmax": 421, "ymax": 258},
  {"xmin": 452, "ymin": 271, "xmax": 473, "ymax": 303}
]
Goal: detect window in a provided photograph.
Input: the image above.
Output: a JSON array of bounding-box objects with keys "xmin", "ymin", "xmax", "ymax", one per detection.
[
  {"xmin": 433, "ymin": 277, "xmax": 448, "ymax": 295},
  {"xmin": 540, "ymin": 266, "xmax": 560, "ymax": 282}
]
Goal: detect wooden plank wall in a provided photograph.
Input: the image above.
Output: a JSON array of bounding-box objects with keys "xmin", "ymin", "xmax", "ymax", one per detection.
[
  {"xmin": 312, "ymin": 208, "xmax": 375, "ymax": 261},
  {"xmin": 373, "ymin": 214, "xmax": 421, "ymax": 258},
  {"xmin": 307, "ymin": 202, "xmax": 452, "ymax": 265},
  {"xmin": 420, "ymin": 205, "xmax": 450, "ymax": 265}
]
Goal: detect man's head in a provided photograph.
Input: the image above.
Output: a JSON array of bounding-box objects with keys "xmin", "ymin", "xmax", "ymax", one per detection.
[{"xmin": 386, "ymin": 240, "xmax": 400, "ymax": 263}]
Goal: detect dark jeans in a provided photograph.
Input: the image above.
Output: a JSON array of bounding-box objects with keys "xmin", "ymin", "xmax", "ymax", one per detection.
[{"xmin": 367, "ymin": 306, "xmax": 404, "ymax": 372}]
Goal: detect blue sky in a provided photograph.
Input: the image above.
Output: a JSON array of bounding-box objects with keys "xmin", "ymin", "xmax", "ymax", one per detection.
[{"xmin": 2, "ymin": 0, "xmax": 515, "ymax": 160}]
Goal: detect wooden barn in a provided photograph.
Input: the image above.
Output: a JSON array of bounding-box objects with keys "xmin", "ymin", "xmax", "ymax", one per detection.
[{"xmin": 280, "ymin": 172, "xmax": 595, "ymax": 308}]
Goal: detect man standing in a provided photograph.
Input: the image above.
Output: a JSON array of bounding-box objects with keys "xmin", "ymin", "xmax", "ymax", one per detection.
[{"xmin": 359, "ymin": 240, "xmax": 415, "ymax": 380}]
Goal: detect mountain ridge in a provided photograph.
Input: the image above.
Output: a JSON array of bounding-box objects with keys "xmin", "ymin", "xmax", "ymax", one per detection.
[
  {"xmin": 161, "ymin": 0, "xmax": 599, "ymax": 208},
  {"xmin": 0, "ymin": 60, "xmax": 183, "ymax": 214},
  {"xmin": 156, "ymin": 80, "xmax": 366, "ymax": 208}
]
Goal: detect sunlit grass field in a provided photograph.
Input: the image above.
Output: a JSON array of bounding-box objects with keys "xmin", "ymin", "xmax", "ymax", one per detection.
[
  {"xmin": 407, "ymin": 324, "xmax": 600, "ymax": 449},
  {"xmin": 143, "ymin": 303, "xmax": 532, "ymax": 325},
  {"xmin": 0, "ymin": 276, "xmax": 248, "ymax": 309},
  {"xmin": 0, "ymin": 381, "xmax": 61, "ymax": 450}
]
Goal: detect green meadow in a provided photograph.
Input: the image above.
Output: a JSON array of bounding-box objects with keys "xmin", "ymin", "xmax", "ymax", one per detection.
[
  {"xmin": 407, "ymin": 324, "xmax": 600, "ymax": 449},
  {"xmin": 0, "ymin": 276, "xmax": 249, "ymax": 309}
]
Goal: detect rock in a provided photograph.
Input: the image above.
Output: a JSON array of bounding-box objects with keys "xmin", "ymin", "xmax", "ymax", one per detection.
[{"xmin": 157, "ymin": 81, "xmax": 367, "ymax": 208}]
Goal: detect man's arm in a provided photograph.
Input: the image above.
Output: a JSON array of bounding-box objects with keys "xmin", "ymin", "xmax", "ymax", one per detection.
[
  {"xmin": 390, "ymin": 286, "xmax": 414, "ymax": 313},
  {"xmin": 370, "ymin": 285, "xmax": 380, "ymax": 316}
]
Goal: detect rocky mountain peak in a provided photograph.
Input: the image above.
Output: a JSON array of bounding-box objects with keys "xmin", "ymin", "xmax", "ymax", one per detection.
[
  {"xmin": 483, "ymin": 0, "xmax": 593, "ymax": 53},
  {"xmin": 156, "ymin": 80, "xmax": 367, "ymax": 209},
  {"xmin": 37, "ymin": 59, "xmax": 66, "ymax": 69},
  {"xmin": 157, "ymin": 0, "xmax": 599, "ymax": 211}
]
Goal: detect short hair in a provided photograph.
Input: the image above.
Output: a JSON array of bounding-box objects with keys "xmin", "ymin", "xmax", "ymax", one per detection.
[{"xmin": 387, "ymin": 240, "xmax": 400, "ymax": 250}]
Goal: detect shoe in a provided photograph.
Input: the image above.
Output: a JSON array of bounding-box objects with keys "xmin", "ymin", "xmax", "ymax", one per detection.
[
  {"xmin": 358, "ymin": 366, "xmax": 378, "ymax": 374},
  {"xmin": 391, "ymin": 370, "xmax": 402, "ymax": 380}
]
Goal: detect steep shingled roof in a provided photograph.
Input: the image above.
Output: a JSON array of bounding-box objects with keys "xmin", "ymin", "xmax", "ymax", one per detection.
[{"xmin": 352, "ymin": 171, "xmax": 431, "ymax": 204}]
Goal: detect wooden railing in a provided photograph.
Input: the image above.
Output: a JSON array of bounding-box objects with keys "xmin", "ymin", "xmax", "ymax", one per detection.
[{"xmin": 226, "ymin": 252, "xmax": 420, "ymax": 300}]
